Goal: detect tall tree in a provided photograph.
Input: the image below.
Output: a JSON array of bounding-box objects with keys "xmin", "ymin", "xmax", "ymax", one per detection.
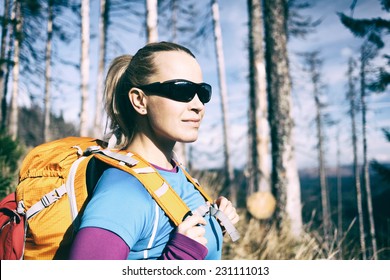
[
  {"xmin": 0, "ymin": 0, "xmax": 11, "ymax": 127},
  {"xmin": 9, "ymin": 0, "xmax": 21, "ymax": 140},
  {"xmin": 210, "ymin": 0, "xmax": 235, "ymax": 204},
  {"xmin": 146, "ymin": 0, "xmax": 158, "ymax": 43},
  {"xmin": 80, "ymin": 0, "xmax": 90, "ymax": 137},
  {"xmin": 93, "ymin": 0, "xmax": 109, "ymax": 138},
  {"xmin": 303, "ymin": 50, "xmax": 331, "ymax": 244},
  {"xmin": 43, "ymin": 0, "xmax": 54, "ymax": 142},
  {"xmin": 42, "ymin": 0, "xmax": 76, "ymax": 142},
  {"xmin": 359, "ymin": 41, "xmax": 378, "ymax": 259},
  {"xmin": 336, "ymin": 125, "xmax": 343, "ymax": 258},
  {"xmin": 263, "ymin": 0, "xmax": 302, "ymax": 237},
  {"xmin": 0, "ymin": 0, "xmax": 12, "ymax": 130},
  {"xmin": 247, "ymin": 0, "xmax": 271, "ymax": 196},
  {"xmin": 346, "ymin": 56, "xmax": 366, "ymax": 259}
]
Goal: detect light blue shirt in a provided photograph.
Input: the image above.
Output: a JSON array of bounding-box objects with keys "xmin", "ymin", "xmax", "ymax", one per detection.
[{"xmin": 79, "ymin": 167, "xmax": 223, "ymax": 259}]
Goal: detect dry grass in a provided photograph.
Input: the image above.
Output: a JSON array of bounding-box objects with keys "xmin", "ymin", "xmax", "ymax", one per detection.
[
  {"xmin": 221, "ymin": 209, "xmax": 373, "ymax": 260},
  {"xmin": 222, "ymin": 210, "xmax": 327, "ymax": 260}
]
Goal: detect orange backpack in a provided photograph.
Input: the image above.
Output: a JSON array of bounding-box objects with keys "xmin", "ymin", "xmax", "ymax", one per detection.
[{"xmin": 1, "ymin": 137, "xmax": 214, "ymax": 260}]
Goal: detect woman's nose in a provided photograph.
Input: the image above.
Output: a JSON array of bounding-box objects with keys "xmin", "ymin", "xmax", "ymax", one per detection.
[{"xmin": 189, "ymin": 94, "xmax": 205, "ymax": 112}]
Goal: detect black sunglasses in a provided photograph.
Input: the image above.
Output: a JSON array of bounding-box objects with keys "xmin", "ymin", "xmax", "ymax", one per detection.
[{"xmin": 135, "ymin": 79, "xmax": 212, "ymax": 104}]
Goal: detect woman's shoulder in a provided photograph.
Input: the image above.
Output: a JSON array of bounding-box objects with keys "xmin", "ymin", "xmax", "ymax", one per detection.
[
  {"xmin": 80, "ymin": 167, "xmax": 158, "ymax": 247},
  {"xmin": 94, "ymin": 167, "xmax": 153, "ymax": 202}
]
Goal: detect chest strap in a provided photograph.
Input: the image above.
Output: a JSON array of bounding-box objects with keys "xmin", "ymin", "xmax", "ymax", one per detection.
[{"xmin": 193, "ymin": 203, "xmax": 240, "ymax": 242}]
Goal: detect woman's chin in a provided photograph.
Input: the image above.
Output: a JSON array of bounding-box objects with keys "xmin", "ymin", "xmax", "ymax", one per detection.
[{"xmin": 177, "ymin": 136, "xmax": 198, "ymax": 144}]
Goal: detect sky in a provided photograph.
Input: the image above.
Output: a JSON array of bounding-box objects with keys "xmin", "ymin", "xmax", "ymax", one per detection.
[{"xmin": 6, "ymin": 0, "xmax": 390, "ymax": 171}]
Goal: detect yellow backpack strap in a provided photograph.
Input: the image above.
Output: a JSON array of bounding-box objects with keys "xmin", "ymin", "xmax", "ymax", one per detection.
[{"xmin": 92, "ymin": 151, "xmax": 192, "ymax": 226}]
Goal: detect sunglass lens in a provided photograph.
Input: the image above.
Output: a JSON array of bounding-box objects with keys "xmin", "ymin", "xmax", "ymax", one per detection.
[
  {"xmin": 171, "ymin": 83, "xmax": 195, "ymax": 102},
  {"xmin": 164, "ymin": 81, "xmax": 212, "ymax": 103},
  {"xmin": 199, "ymin": 84, "xmax": 211, "ymax": 103}
]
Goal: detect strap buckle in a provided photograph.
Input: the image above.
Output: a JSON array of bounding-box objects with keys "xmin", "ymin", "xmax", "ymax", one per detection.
[
  {"xmin": 40, "ymin": 187, "xmax": 66, "ymax": 208},
  {"xmin": 192, "ymin": 203, "xmax": 240, "ymax": 242}
]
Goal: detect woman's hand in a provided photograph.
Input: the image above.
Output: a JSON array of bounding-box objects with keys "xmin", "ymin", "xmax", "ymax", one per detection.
[
  {"xmin": 215, "ymin": 196, "xmax": 240, "ymax": 226},
  {"xmin": 177, "ymin": 214, "xmax": 208, "ymax": 246}
]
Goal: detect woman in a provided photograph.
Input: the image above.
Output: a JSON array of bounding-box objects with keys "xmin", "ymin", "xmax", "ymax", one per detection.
[{"xmin": 69, "ymin": 41, "xmax": 239, "ymax": 260}]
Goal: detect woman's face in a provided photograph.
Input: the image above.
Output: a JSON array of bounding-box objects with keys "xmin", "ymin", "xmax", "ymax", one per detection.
[{"xmin": 144, "ymin": 51, "xmax": 206, "ymax": 144}]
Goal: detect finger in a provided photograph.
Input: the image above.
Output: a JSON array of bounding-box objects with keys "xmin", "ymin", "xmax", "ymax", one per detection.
[
  {"xmin": 178, "ymin": 214, "xmax": 206, "ymax": 233},
  {"xmin": 222, "ymin": 204, "xmax": 235, "ymax": 217},
  {"xmin": 186, "ymin": 225, "xmax": 206, "ymax": 239},
  {"xmin": 229, "ymin": 212, "xmax": 240, "ymax": 225},
  {"xmin": 179, "ymin": 220, "xmax": 208, "ymax": 246},
  {"xmin": 185, "ymin": 213, "xmax": 207, "ymax": 226},
  {"xmin": 215, "ymin": 196, "xmax": 230, "ymax": 212}
]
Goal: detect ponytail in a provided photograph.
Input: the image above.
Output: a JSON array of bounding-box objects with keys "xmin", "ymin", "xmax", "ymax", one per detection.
[{"xmin": 104, "ymin": 55, "xmax": 134, "ymax": 149}]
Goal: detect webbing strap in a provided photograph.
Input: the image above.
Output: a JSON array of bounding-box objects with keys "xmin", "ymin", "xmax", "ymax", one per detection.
[
  {"xmin": 96, "ymin": 150, "xmax": 138, "ymax": 167},
  {"xmin": 25, "ymin": 184, "xmax": 67, "ymax": 220},
  {"xmin": 154, "ymin": 182, "xmax": 169, "ymax": 198},
  {"xmin": 65, "ymin": 156, "xmax": 88, "ymax": 221},
  {"xmin": 133, "ymin": 167, "xmax": 155, "ymax": 174},
  {"xmin": 210, "ymin": 206, "xmax": 240, "ymax": 242},
  {"xmin": 193, "ymin": 203, "xmax": 240, "ymax": 242}
]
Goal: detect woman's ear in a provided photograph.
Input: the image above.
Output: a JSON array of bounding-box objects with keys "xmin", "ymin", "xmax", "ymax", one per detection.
[{"xmin": 128, "ymin": 88, "xmax": 147, "ymax": 115}]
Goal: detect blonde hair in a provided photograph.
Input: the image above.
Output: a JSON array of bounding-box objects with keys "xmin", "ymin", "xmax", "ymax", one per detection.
[{"xmin": 103, "ymin": 41, "xmax": 195, "ymax": 149}]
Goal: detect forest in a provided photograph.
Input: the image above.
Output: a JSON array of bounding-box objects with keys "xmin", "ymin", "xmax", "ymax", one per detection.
[{"xmin": 0, "ymin": 0, "xmax": 389, "ymax": 260}]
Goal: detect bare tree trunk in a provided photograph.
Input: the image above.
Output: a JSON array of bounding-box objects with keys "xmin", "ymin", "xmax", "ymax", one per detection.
[
  {"xmin": 360, "ymin": 44, "xmax": 378, "ymax": 260},
  {"xmin": 171, "ymin": 0, "xmax": 177, "ymax": 42},
  {"xmin": 9, "ymin": 0, "xmax": 21, "ymax": 140},
  {"xmin": 80, "ymin": 0, "xmax": 90, "ymax": 136},
  {"xmin": 211, "ymin": 0, "xmax": 235, "ymax": 204},
  {"xmin": 0, "ymin": 0, "xmax": 10, "ymax": 127},
  {"xmin": 247, "ymin": 0, "xmax": 270, "ymax": 196},
  {"xmin": 347, "ymin": 56, "xmax": 366, "ymax": 259},
  {"xmin": 93, "ymin": 0, "xmax": 108, "ymax": 138},
  {"xmin": 336, "ymin": 127, "xmax": 343, "ymax": 259},
  {"xmin": 43, "ymin": 1, "xmax": 54, "ymax": 142},
  {"xmin": 1, "ymin": 18, "xmax": 13, "ymax": 131},
  {"xmin": 263, "ymin": 0, "xmax": 302, "ymax": 237},
  {"xmin": 146, "ymin": 0, "xmax": 158, "ymax": 43},
  {"xmin": 306, "ymin": 51, "xmax": 331, "ymax": 244}
]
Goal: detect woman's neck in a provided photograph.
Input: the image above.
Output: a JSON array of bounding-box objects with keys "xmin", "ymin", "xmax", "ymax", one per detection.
[{"xmin": 126, "ymin": 133, "xmax": 175, "ymax": 170}]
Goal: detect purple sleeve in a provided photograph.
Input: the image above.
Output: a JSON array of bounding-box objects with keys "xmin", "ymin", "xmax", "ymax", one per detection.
[
  {"xmin": 159, "ymin": 232, "xmax": 208, "ymax": 260},
  {"xmin": 69, "ymin": 227, "xmax": 207, "ymax": 260},
  {"xmin": 69, "ymin": 227, "xmax": 130, "ymax": 260}
]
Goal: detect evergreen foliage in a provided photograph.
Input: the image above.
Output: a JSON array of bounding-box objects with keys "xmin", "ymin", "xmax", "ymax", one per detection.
[
  {"xmin": 0, "ymin": 130, "xmax": 23, "ymax": 198},
  {"xmin": 338, "ymin": 2, "xmax": 390, "ymax": 92}
]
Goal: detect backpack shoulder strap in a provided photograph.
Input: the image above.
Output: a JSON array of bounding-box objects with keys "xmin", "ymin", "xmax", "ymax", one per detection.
[{"xmin": 93, "ymin": 151, "xmax": 206, "ymax": 227}]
